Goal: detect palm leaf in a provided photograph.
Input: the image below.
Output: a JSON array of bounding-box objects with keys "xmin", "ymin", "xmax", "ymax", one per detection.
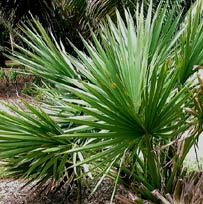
[
  {"xmin": 0, "ymin": 100, "xmax": 89, "ymax": 190},
  {"xmin": 2, "ymin": 0, "xmax": 203, "ymax": 203}
]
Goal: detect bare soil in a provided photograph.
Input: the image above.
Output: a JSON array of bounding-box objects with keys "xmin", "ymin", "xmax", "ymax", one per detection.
[
  {"xmin": 0, "ymin": 178, "xmax": 133, "ymax": 204},
  {"xmin": 0, "ymin": 71, "xmax": 34, "ymax": 99}
]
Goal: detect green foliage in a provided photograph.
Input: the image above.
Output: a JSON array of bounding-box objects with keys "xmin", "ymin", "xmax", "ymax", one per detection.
[
  {"xmin": 1, "ymin": 0, "xmax": 203, "ymax": 203},
  {"xmin": 0, "ymin": 165, "xmax": 6, "ymax": 178},
  {"xmin": 0, "ymin": 99, "xmax": 91, "ymax": 192},
  {"xmin": 0, "ymin": 0, "xmax": 196, "ymax": 55},
  {"xmin": 0, "ymin": 69, "xmax": 18, "ymax": 84},
  {"xmin": 177, "ymin": 3, "xmax": 203, "ymax": 84},
  {"xmin": 21, "ymin": 77, "xmax": 43, "ymax": 97},
  {"xmin": 0, "ymin": 69, "xmax": 5, "ymax": 80}
]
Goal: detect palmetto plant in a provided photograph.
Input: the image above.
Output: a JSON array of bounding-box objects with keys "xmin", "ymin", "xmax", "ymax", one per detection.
[
  {"xmin": 0, "ymin": 100, "xmax": 80, "ymax": 191},
  {"xmin": 0, "ymin": 0, "xmax": 195, "ymax": 55},
  {"xmin": 0, "ymin": 0, "xmax": 121, "ymax": 54},
  {"xmin": 1, "ymin": 0, "xmax": 203, "ymax": 203}
]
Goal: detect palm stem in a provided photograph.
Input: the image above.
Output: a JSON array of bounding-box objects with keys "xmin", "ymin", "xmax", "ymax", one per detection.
[{"xmin": 144, "ymin": 135, "xmax": 161, "ymax": 189}]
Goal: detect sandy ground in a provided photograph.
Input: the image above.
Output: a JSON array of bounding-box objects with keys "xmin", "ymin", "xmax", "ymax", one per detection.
[{"xmin": 0, "ymin": 178, "xmax": 132, "ymax": 204}]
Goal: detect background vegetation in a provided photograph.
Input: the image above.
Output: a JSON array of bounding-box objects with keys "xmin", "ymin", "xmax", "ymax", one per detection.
[{"xmin": 0, "ymin": 0, "xmax": 197, "ymax": 62}]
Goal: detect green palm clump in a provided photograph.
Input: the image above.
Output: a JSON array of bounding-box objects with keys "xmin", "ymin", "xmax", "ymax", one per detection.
[{"xmin": 1, "ymin": 0, "xmax": 203, "ymax": 203}]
